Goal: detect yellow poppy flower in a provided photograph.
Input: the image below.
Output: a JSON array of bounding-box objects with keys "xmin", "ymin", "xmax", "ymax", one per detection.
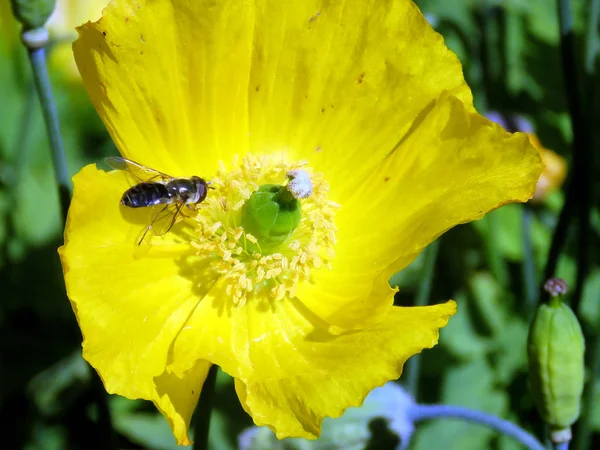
[
  {"xmin": 526, "ymin": 134, "xmax": 567, "ymax": 202},
  {"xmin": 59, "ymin": 0, "xmax": 542, "ymax": 445}
]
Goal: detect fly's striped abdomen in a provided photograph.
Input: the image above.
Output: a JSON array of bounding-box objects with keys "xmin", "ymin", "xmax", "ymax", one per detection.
[{"xmin": 121, "ymin": 182, "xmax": 171, "ymax": 208}]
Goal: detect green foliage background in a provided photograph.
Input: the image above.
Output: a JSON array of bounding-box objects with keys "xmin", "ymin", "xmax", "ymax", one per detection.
[{"xmin": 1, "ymin": 0, "xmax": 599, "ymax": 449}]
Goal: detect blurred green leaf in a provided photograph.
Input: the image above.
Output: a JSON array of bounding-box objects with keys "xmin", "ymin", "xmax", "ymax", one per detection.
[
  {"xmin": 469, "ymin": 271, "xmax": 510, "ymax": 334},
  {"xmin": 589, "ymin": 378, "xmax": 600, "ymax": 431},
  {"xmin": 390, "ymin": 249, "xmax": 426, "ymax": 290},
  {"xmin": 27, "ymin": 351, "xmax": 91, "ymax": 418},
  {"xmin": 440, "ymin": 292, "xmax": 489, "ymax": 360},
  {"xmin": 418, "ymin": 0, "xmax": 477, "ymax": 37},
  {"xmin": 12, "ymin": 163, "xmax": 61, "ymax": 244},
  {"xmin": 113, "ymin": 403, "xmax": 189, "ymax": 450},
  {"xmin": 491, "ymin": 318, "xmax": 528, "ymax": 385},
  {"xmin": 579, "ymin": 268, "xmax": 600, "ymax": 329},
  {"xmin": 24, "ymin": 422, "xmax": 67, "ymax": 450},
  {"xmin": 555, "ymin": 255, "xmax": 577, "ymax": 290},
  {"xmin": 209, "ymin": 410, "xmax": 237, "ymax": 450},
  {"xmin": 472, "ymin": 206, "xmax": 522, "ymax": 262}
]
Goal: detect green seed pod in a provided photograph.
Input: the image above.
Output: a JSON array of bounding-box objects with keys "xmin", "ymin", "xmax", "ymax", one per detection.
[
  {"xmin": 10, "ymin": 0, "xmax": 56, "ymax": 30},
  {"xmin": 527, "ymin": 297, "xmax": 585, "ymax": 431},
  {"xmin": 241, "ymin": 184, "xmax": 301, "ymax": 251}
]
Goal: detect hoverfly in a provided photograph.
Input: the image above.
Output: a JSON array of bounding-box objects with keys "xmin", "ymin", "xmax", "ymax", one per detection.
[{"xmin": 105, "ymin": 157, "xmax": 209, "ymax": 244}]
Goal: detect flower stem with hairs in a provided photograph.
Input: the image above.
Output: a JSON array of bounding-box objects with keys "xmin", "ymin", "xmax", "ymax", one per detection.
[
  {"xmin": 408, "ymin": 404, "xmax": 546, "ymax": 450},
  {"xmin": 24, "ymin": 34, "xmax": 72, "ymax": 220}
]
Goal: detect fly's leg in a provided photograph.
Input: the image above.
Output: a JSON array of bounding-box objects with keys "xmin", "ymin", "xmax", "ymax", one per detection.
[
  {"xmin": 182, "ymin": 203, "xmax": 198, "ymax": 217},
  {"xmin": 137, "ymin": 204, "xmax": 171, "ymax": 245},
  {"xmin": 137, "ymin": 225, "xmax": 152, "ymax": 246}
]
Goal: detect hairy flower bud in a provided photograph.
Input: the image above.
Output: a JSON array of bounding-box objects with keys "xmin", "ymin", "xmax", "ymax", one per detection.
[
  {"xmin": 9, "ymin": 0, "xmax": 55, "ymax": 30},
  {"xmin": 527, "ymin": 297, "xmax": 585, "ymax": 437}
]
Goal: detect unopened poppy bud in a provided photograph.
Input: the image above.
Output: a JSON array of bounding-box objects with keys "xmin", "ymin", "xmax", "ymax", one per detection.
[
  {"xmin": 527, "ymin": 282, "xmax": 584, "ymax": 440},
  {"xmin": 241, "ymin": 171, "xmax": 312, "ymax": 251},
  {"xmin": 10, "ymin": 0, "xmax": 55, "ymax": 31}
]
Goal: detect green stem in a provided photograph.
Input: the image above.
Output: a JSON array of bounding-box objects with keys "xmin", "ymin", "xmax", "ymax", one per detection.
[
  {"xmin": 404, "ymin": 241, "xmax": 440, "ymax": 398},
  {"xmin": 485, "ymin": 213, "xmax": 509, "ymax": 287},
  {"xmin": 14, "ymin": 82, "xmax": 37, "ymax": 175},
  {"xmin": 27, "ymin": 44, "xmax": 72, "ymax": 221},
  {"xmin": 522, "ymin": 206, "xmax": 538, "ymax": 315},
  {"xmin": 193, "ymin": 365, "xmax": 219, "ymax": 450},
  {"xmin": 578, "ymin": 0, "xmax": 600, "ymax": 308},
  {"xmin": 540, "ymin": 180, "xmax": 575, "ymax": 305},
  {"xmin": 540, "ymin": 0, "xmax": 594, "ymax": 309},
  {"xmin": 556, "ymin": 0, "xmax": 592, "ymax": 311},
  {"xmin": 409, "ymin": 404, "xmax": 546, "ymax": 450},
  {"xmin": 584, "ymin": 0, "xmax": 600, "ymax": 74},
  {"xmin": 537, "ymin": 0, "xmax": 578, "ymax": 305}
]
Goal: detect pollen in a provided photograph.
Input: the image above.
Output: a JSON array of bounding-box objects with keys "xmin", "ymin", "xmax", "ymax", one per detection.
[{"xmin": 190, "ymin": 153, "xmax": 338, "ymax": 306}]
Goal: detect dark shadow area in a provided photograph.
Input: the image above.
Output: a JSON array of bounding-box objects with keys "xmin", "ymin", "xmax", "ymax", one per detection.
[{"xmin": 364, "ymin": 417, "xmax": 401, "ymax": 450}]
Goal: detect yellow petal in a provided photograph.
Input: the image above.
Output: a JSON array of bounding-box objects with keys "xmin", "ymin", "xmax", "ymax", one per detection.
[
  {"xmin": 338, "ymin": 93, "xmax": 542, "ymax": 271},
  {"xmin": 295, "ymin": 93, "xmax": 542, "ymax": 330},
  {"xmin": 165, "ymin": 274, "xmax": 312, "ymax": 380},
  {"xmin": 74, "ymin": 0, "xmax": 471, "ymax": 183},
  {"xmin": 165, "ymin": 275, "xmax": 251, "ymax": 380},
  {"xmin": 73, "ymin": 0, "xmax": 254, "ymax": 176},
  {"xmin": 59, "ymin": 165, "xmax": 206, "ymax": 444},
  {"xmin": 247, "ymin": 0, "xmax": 472, "ymax": 198},
  {"xmin": 166, "ymin": 269, "xmax": 387, "ymax": 381},
  {"xmin": 295, "ymin": 265, "xmax": 398, "ymax": 333},
  {"xmin": 234, "ymin": 300, "xmax": 457, "ymax": 438},
  {"xmin": 154, "ymin": 360, "xmax": 212, "ymax": 445}
]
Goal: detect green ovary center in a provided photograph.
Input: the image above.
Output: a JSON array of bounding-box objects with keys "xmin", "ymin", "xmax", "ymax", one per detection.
[{"xmin": 189, "ymin": 153, "xmax": 338, "ymax": 306}]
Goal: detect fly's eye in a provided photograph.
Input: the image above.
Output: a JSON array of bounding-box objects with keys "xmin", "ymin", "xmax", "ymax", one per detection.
[{"xmin": 199, "ymin": 181, "xmax": 209, "ymax": 202}]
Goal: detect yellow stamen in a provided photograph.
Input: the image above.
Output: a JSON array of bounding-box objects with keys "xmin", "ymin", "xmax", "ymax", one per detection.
[{"xmin": 191, "ymin": 153, "xmax": 338, "ymax": 306}]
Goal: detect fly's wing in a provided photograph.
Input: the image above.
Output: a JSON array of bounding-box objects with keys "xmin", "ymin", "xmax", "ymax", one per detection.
[
  {"xmin": 137, "ymin": 203, "xmax": 184, "ymax": 245},
  {"xmin": 148, "ymin": 202, "xmax": 185, "ymax": 237},
  {"xmin": 105, "ymin": 156, "xmax": 173, "ymax": 183}
]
